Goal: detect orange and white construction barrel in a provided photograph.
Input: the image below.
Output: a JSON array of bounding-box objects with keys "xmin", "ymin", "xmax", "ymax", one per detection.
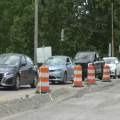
[
  {"xmin": 87, "ymin": 65, "xmax": 96, "ymax": 84},
  {"xmin": 102, "ymin": 65, "xmax": 111, "ymax": 82},
  {"xmin": 37, "ymin": 65, "xmax": 50, "ymax": 93},
  {"xmin": 73, "ymin": 65, "xmax": 83, "ymax": 87}
]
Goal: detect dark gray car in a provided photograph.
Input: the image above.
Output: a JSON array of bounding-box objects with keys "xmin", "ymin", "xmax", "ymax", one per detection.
[{"xmin": 0, "ymin": 53, "xmax": 38, "ymax": 90}]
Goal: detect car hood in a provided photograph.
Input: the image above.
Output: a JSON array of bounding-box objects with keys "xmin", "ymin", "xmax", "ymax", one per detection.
[
  {"xmin": 0, "ymin": 65, "xmax": 17, "ymax": 73},
  {"xmin": 74, "ymin": 59, "xmax": 93, "ymax": 63},
  {"xmin": 44, "ymin": 64, "xmax": 64, "ymax": 70},
  {"xmin": 105, "ymin": 64, "xmax": 116, "ymax": 68}
]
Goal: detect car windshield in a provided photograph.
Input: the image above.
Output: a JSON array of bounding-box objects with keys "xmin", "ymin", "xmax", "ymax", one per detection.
[
  {"xmin": 74, "ymin": 52, "xmax": 94, "ymax": 60},
  {"xmin": 0, "ymin": 55, "xmax": 20, "ymax": 65},
  {"xmin": 104, "ymin": 59, "xmax": 115, "ymax": 64},
  {"xmin": 45, "ymin": 57, "xmax": 65, "ymax": 65}
]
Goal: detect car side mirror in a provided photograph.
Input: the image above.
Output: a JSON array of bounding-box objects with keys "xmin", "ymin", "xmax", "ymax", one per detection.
[
  {"xmin": 20, "ymin": 62, "xmax": 26, "ymax": 67},
  {"xmin": 94, "ymin": 57, "xmax": 99, "ymax": 61},
  {"xmin": 115, "ymin": 61, "xmax": 118, "ymax": 65},
  {"xmin": 66, "ymin": 62, "xmax": 71, "ymax": 65}
]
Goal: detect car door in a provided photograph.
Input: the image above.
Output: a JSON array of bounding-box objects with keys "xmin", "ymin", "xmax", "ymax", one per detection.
[
  {"xmin": 25, "ymin": 56, "xmax": 35, "ymax": 83},
  {"xmin": 19, "ymin": 56, "xmax": 28, "ymax": 84},
  {"xmin": 66, "ymin": 57, "xmax": 74, "ymax": 80}
]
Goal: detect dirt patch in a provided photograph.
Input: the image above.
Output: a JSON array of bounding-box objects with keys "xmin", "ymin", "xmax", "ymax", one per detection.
[{"xmin": 0, "ymin": 80, "xmax": 119, "ymax": 118}]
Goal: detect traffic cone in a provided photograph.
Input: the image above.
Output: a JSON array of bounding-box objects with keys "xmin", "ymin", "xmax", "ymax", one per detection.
[
  {"xmin": 102, "ymin": 65, "xmax": 111, "ymax": 82},
  {"xmin": 73, "ymin": 65, "xmax": 83, "ymax": 87},
  {"xmin": 36, "ymin": 65, "xmax": 50, "ymax": 93},
  {"xmin": 87, "ymin": 65, "xmax": 96, "ymax": 84}
]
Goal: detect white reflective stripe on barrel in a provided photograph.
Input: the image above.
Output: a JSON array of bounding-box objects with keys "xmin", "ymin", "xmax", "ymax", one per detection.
[
  {"xmin": 39, "ymin": 73, "xmax": 49, "ymax": 77},
  {"xmin": 38, "ymin": 82, "xmax": 49, "ymax": 86},
  {"xmin": 74, "ymin": 78, "xmax": 82, "ymax": 81},
  {"xmin": 88, "ymin": 70, "xmax": 95, "ymax": 73},
  {"xmin": 87, "ymin": 76, "xmax": 95, "ymax": 79},
  {"xmin": 74, "ymin": 70, "xmax": 82, "ymax": 74},
  {"xmin": 103, "ymin": 75, "xmax": 110, "ymax": 77},
  {"xmin": 104, "ymin": 69, "xmax": 110, "ymax": 72}
]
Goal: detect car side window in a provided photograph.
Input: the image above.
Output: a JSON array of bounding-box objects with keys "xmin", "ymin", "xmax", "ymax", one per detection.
[
  {"xmin": 66, "ymin": 58, "xmax": 71, "ymax": 64},
  {"xmin": 20, "ymin": 56, "xmax": 26, "ymax": 65},
  {"xmin": 95, "ymin": 53, "xmax": 100, "ymax": 61},
  {"xmin": 26, "ymin": 56, "xmax": 33, "ymax": 65}
]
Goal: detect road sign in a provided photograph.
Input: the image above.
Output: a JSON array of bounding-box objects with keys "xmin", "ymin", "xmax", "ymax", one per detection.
[
  {"xmin": 61, "ymin": 29, "xmax": 64, "ymax": 41},
  {"xmin": 37, "ymin": 46, "xmax": 52, "ymax": 63},
  {"xmin": 118, "ymin": 45, "xmax": 120, "ymax": 53},
  {"xmin": 108, "ymin": 43, "xmax": 111, "ymax": 57}
]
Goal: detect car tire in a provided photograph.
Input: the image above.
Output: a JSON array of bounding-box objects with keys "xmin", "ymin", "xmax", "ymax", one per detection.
[
  {"xmin": 13, "ymin": 74, "xmax": 20, "ymax": 90},
  {"xmin": 63, "ymin": 72, "xmax": 67, "ymax": 84},
  {"xmin": 82, "ymin": 76, "xmax": 85, "ymax": 81},
  {"xmin": 31, "ymin": 73, "xmax": 38, "ymax": 88},
  {"xmin": 113, "ymin": 70, "xmax": 117, "ymax": 79},
  {"xmin": 118, "ymin": 75, "xmax": 120, "ymax": 78}
]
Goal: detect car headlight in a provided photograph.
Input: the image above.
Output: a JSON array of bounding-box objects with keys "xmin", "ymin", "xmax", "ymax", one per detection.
[
  {"xmin": 4, "ymin": 71, "xmax": 13, "ymax": 76},
  {"xmin": 110, "ymin": 66, "xmax": 116, "ymax": 69},
  {"xmin": 54, "ymin": 69, "xmax": 62, "ymax": 72}
]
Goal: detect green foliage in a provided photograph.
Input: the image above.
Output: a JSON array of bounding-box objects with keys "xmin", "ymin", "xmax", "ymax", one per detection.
[{"xmin": 0, "ymin": 0, "xmax": 120, "ymax": 61}]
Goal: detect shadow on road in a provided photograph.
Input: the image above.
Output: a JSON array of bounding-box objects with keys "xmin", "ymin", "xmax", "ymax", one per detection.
[{"xmin": 0, "ymin": 85, "xmax": 34, "ymax": 91}]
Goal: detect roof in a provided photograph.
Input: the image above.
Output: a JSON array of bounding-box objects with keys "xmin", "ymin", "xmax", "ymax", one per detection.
[
  {"xmin": 77, "ymin": 51, "xmax": 97, "ymax": 53},
  {"xmin": 103, "ymin": 57, "xmax": 118, "ymax": 59},
  {"xmin": 50, "ymin": 55, "xmax": 70, "ymax": 58},
  {"xmin": 0, "ymin": 53, "xmax": 24, "ymax": 56}
]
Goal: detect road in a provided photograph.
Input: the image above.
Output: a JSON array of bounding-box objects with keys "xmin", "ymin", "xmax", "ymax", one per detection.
[
  {"xmin": 0, "ymin": 81, "xmax": 73, "ymax": 101},
  {"xmin": 1, "ymin": 78, "xmax": 120, "ymax": 120}
]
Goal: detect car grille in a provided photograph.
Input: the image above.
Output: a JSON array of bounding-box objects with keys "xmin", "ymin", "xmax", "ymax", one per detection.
[
  {"xmin": 0, "ymin": 73, "xmax": 3, "ymax": 82},
  {"xmin": 75, "ymin": 63, "xmax": 87, "ymax": 69},
  {"xmin": 49, "ymin": 76, "xmax": 56, "ymax": 79},
  {"xmin": 49, "ymin": 70, "xmax": 55, "ymax": 72}
]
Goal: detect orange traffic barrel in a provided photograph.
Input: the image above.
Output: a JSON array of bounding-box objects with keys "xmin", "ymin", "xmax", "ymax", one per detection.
[
  {"xmin": 36, "ymin": 65, "xmax": 50, "ymax": 93},
  {"xmin": 73, "ymin": 65, "xmax": 83, "ymax": 87},
  {"xmin": 102, "ymin": 65, "xmax": 111, "ymax": 82},
  {"xmin": 87, "ymin": 65, "xmax": 96, "ymax": 84}
]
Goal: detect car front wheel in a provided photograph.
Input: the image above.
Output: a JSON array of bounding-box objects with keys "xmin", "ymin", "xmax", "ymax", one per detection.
[
  {"xmin": 63, "ymin": 73, "xmax": 67, "ymax": 84},
  {"xmin": 31, "ymin": 73, "xmax": 38, "ymax": 88},
  {"xmin": 13, "ymin": 74, "xmax": 20, "ymax": 90},
  {"xmin": 113, "ymin": 70, "xmax": 116, "ymax": 79}
]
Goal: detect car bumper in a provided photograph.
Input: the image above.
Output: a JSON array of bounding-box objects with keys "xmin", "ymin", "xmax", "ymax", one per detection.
[
  {"xmin": 49, "ymin": 71, "xmax": 64, "ymax": 82},
  {"xmin": 0, "ymin": 74, "xmax": 14, "ymax": 87},
  {"xmin": 82, "ymin": 69, "xmax": 88, "ymax": 77}
]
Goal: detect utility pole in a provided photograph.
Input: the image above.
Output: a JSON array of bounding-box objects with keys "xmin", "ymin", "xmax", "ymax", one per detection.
[
  {"xmin": 111, "ymin": 2, "xmax": 114, "ymax": 57},
  {"xmin": 34, "ymin": 0, "xmax": 38, "ymax": 64}
]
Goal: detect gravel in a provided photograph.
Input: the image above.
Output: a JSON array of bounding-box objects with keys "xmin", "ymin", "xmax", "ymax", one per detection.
[{"xmin": 0, "ymin": 80, "xmax": 119, "ymax": 119}]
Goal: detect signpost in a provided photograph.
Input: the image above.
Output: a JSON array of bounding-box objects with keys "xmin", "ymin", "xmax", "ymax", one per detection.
[
  {"xmin": 61, "ymin": 29, "xmax": 64, "ymax": 41},
  {"xmin": 108, "ymin": 43, "xmax": 111, "ymax": 57}
]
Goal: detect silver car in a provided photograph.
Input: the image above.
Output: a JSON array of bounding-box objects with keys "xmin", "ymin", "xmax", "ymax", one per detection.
[{"xmin": 43, "ymin": 56, "xmax": 74, "ymax": 84}]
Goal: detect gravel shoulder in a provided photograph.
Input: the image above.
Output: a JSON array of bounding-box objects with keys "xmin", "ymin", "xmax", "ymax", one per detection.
[{"xmin": 0, "ymin": 79, "xmax": 119, "ymax": 119}]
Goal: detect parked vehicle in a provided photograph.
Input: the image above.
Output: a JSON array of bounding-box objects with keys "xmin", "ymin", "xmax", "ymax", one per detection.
[
  {"xmin": 117, "ymin": 61, "xmax": 120, "ymax": 78},
  {"xmin": 103, "ymin": 57, "xmax": 120, "ymax": 79},
  {"xmin": 43, "ymin": 56, "xmax": 74, "ymax": 84},
  {"xmin": 0, "ymin": 53, "xmax": 38, "ymax": 90},
  {"xmin": 73, "ymin": 51, "xmax": 105, "ymax": 81}
]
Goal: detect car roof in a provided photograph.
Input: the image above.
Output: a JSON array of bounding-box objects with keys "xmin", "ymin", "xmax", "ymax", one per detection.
[
  {"xmin": 50, "ymin": 55, "xmax": 70, "ymax": 58},
  {"xmin": 76, "ymin": 51, "xmax": 96, "ymax": 53},
  {"xmin": 0, "ymin": 53, "xmax": 24, "ymax": 57},
  {"xmin": 103, "ymin": 57, "xmax": 118, "ymax": 59}
]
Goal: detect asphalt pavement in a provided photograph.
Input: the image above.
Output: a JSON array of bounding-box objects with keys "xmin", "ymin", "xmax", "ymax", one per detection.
[{"xmin": 1, "ymin": 78, "xmax": 120, "ymax": 120}]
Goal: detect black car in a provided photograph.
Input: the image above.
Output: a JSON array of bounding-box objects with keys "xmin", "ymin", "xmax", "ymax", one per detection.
[
  {"xmin": 0, "ymin": 53, "xmax": 38, "ymax": 90},
  {"xmin": 73, "ymin": 51, "xmax": 105, "ymax": 81}
]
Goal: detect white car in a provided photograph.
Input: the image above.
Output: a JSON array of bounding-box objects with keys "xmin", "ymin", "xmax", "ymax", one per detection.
[{"xmin": 103, "ymin": 57, "xmax": 120, "ymax": 79}]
